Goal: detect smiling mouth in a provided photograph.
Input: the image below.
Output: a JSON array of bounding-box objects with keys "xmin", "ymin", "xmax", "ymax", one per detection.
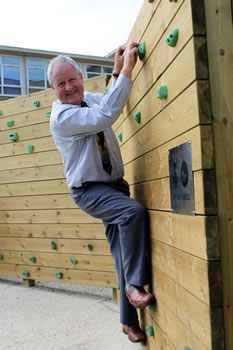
[{"xmin": 66, "ymin": 88, "xmax": 79, "ymax": 96}]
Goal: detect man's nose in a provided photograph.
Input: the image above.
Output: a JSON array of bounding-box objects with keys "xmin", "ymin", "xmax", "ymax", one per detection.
[{"xmin": 65, "ymin": 82, "xmax": 73, "ymax": 91}]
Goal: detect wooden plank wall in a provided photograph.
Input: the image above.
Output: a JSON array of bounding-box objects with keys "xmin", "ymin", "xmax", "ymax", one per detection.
[
  {"xmin": 111, "ymin": 0, "xmax": 227, "ymax": 349},
  {"xmin": 204, "ymin": 1, "xmax": 233, "ymax": 349},
  {"xmin": 0, "ymin": 75, "xmax": 117, "ymax": 288}
]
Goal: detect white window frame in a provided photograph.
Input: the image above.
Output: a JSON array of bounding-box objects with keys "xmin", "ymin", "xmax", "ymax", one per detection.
[
  {"xmin": 0, "ymin": 55, "xmax": 22, "ymax": 97},
  {"xmin": 25, "ymin": 57, "xmax": 50, "ymax": 95},
  {"xmin": 85, "ymin": 64, "xmax": 113, "ymax": 79}
]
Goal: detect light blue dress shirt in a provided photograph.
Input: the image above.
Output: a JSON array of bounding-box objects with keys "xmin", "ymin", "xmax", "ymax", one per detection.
[{"xmin": 50, "ymin": 74, "xmax": 133, "ymax": 188}]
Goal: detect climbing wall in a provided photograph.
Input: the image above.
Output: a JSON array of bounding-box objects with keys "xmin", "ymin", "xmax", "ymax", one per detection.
[
  {"xmin": 112, "ymin": 0, "xmax": 226, "ymax": 349},
  {"xmin": 0, "ymin": 74, "xmax": 117, "ymax": 288}
]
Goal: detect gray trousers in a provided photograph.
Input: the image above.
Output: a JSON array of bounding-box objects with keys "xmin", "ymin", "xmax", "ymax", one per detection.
[{"xmin": 71, "ymin": 179, "xmax": 150, "ymax": 325}]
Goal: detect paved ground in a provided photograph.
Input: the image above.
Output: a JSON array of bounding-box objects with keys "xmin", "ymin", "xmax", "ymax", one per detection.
[{"xmin": 0, "ymin": 277, "xmax": 142, "ymax": 350}]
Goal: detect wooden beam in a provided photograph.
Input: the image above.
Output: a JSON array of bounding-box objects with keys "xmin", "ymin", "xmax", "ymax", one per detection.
[{"xmin": 204, "ymin": 0, "xmax": 233, "ymax": 348}]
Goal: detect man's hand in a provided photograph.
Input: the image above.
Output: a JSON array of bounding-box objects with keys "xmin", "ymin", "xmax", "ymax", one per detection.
[
  {"xmin": 121, "ymin": 42, "xmax": 139, "ymax": 79},
  {"xmin": 114, "ymin": 46, "xmax": 126, "ymax": 75}
]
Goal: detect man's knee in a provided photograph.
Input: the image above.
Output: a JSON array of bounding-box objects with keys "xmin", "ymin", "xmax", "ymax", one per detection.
[{"xmin": 133, "ymin": 201, "xmax": 147, "ymax": 218}]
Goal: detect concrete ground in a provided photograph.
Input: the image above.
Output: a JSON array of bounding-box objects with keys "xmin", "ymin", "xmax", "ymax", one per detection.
[{"xmin": 0, "ymin": 277, "xmax": 143, "ymax": 350}]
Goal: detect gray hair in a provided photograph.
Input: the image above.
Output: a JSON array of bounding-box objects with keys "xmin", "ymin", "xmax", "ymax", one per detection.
[{"xmin": 47, "ymin": 55, "xmax": 82, "ymax": 85}]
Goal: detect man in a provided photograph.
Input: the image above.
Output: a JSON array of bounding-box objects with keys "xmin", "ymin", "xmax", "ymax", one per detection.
[{"xmin": 47, "ymin": 42, "xmax": 155, "ymax": 343}]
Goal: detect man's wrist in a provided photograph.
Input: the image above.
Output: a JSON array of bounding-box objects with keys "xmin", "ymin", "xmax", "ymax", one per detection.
[
  {"xmin": 121, "ymin": 67, "xmax": 132, "ymax": 79},
  {"xmin": 112, "ymin": 72, "xmax": 120, "ymax": 78}
]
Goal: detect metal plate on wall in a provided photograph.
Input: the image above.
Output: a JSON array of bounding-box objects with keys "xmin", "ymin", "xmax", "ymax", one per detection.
[{"xmin": 168, "ymin": 141, "xmax": 194, "ymax": 215}]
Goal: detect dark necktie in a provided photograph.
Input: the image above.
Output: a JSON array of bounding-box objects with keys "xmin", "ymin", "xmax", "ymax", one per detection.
[{"xmin": 80, "ymin": 101, "xmax": 112, "ymax": 175}]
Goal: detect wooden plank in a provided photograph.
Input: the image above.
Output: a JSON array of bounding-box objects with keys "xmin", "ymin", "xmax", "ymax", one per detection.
[
  {"xmin": 204, "ymin": 1, "xmax": 233, "ymax": 348},
  {"xmin": 148, "ymin": 266, "xmax": 223, "ymax": 349},
  {"xmin": 0, "ymin": 108, "xmax": 51, "ymax": 131},
  {"xmin": 127, "ymin": 0, "xmax": 161, "ymax": 48},
  {"xmin": 0, "ymin": 90, "xmax": 56, "ymax": 117},
  {"xmin": 120, "ymin": 81, "xmax": 211, "ymax": 165},
  {"xmin": 124, "ymin": 124, "xmax": 214, "ymax": 185},
  {"xmin": 0, "ymin": 136, "xmax": 56, "ymax": 158},
  {"xmin": 0, "ymin": 194, "xmax": 76, "ymax": 210},
  {"xmin": 148, "ymin": 211, "xmax": 219, "ymax": 260},
  {"xmin": 130, "ymin": 0, "xmax": 185, "ymax": 80},
  {"xmin": 0, "ymin": 122, "xmax": 51, "ymax": 145},
  {"xmin": 0, "ymin": 164, "xmax": 65, "ymax": 184},
  {"xmin": 0, "ymin": 263, "xmax": 116, "ymax": 288},
  {"xmin": 0, "ymin": 179, "xmax": 69, "ymax": 197},
  {"xmin": 151, "ymin": 239, "xmax": 222, "ymax": 306},
  {"xmin": 167, "ymin": 309, "xmax": 209, "ymax": 350},
  {"xmin": 0, "ymin": 223, "xmax": 106, "ymax": 239},
  {"xmin": 0, "ymin": 237, "xmax": 111, "ymax": 255},
  {"xmin": 0, "ymin": 250, "xmax": 114, "ymax": 271},
  {"xmin": 194, "ymin": 170, "xmax": 217, "ymax": 215},
  {"xmin": 130, "ymin": 170, "xmax": 217, "ymax": 215},
  {"xmin": 0, "ymin": 150, "xmax": 62, "ymax": 171},
  {"xmin": 176, "ymin": 284, "xmax": 224, "ymax": 350},
  {"xmin": 143, "ymin": 274, "xmax": 212, "ymax": 349},
  {"xmin": 114, "ymin": 0, "xmax": 207, "ymax": 130},
  {"xmin": 83, "ymin": 74, "xmax": 111, "ymax": 94},
  {"xmin": 120, "ymin": 27, "xmax": 208, "ymax": 132},
  {"xmin": 0, "ymin": 209, "xmax": 101, "ymax": 224},
  {"xmin": 139, "ymin": 307, "xmax": 167, "ymax": 350}
]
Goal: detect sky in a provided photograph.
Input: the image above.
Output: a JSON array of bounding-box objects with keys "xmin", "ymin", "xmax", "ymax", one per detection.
[{"xmin": 1, "ymin": 0, "xmax": 144, "ymax": 57}]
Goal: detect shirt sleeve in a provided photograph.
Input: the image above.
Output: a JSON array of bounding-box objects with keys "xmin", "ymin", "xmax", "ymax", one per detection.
[{"xmin": 51, "ymin": 74, "xmax": 132, "ymax": 138}]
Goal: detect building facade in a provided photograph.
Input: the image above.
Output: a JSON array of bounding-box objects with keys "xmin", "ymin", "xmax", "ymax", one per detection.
[{"xmin": 0, "ymin": 45, "xmax": 114, "ymax": 101}]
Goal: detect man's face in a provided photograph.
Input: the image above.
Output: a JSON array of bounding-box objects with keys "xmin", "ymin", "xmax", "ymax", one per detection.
[{"xmin": 51, "ymin": 62, "xmax": 84, "ymax": 105}]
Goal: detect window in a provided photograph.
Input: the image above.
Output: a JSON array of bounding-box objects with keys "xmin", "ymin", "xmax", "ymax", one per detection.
[
  {"xmin": 86, "ymin": 64, "xmax": 113, "ymax": 79},
  {"xmin": 26, "ymin": 58, "xmax": 49, "ymax": 94},
  {"xmin": 0, "ymin": 56, "xmax": 21, "ymax": 96}
]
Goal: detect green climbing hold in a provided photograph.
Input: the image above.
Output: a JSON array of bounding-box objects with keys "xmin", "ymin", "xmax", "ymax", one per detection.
[
  {"xmin": 87, "ymin": 244, "xmax": 93, "ymax": 251},
  {"xmin": 51, "ymin": 241, "xmax": 57, "ymax": 250},
  {"xmin": 156, "ymin": 85, "xmax": 168, "ymax": 99},
  {"xmin": 33, "ymin": 100, "xmax": 40, "ymax": 107},
  {"xmin": 0, "ymin": 254, "xmax": 3, "ymax": 260},
  {"xmin": 149, "ymin": 301, "xmax": 156, "ymax": 312},
  {"xmin": 22, "ymin": 270, "xmax": 29, "ymax": 278},
  {"xmin": 133, "ymin": 111, "xmax": 141, "ymax": 124},
  {"xmin": 184, "ymin": 347, "xmax": 193, "ymax": 350},
  {"xmin": 165, "ymin": 28, "xmax": 179, "ymax": 47},
  {"xmin": 113, "ymin": 263, "xmax": 116, "ymax": 270},
  {"xmin": 6, "ymin": 120, "xmax": 14, "ymax": 127},
  {"xmin": 0, "ymin": 110, "xmax": 2, "ymax": 116},
  {"xmin": 45, "ymin": 111, "xmax": 51, "ymax": 117},
  {"xmin": 8, "ymin": 132, "xmax": 18, "ymax": 141},
  {"xmin": 104, "ymin": 87, "xmax": 109, "ymax": 95},
  {"xmin": 148, "ymin": 0, "xmax": 154, "ymax": 2},
  {"xmin": 29, "ymin": 256, "xmax": 36, "ymax": 263},
  {"xmin": 138, "ymin": 42, "xmax": 146, "ymax": 60},
  {"xmin": 117, "ymin": 132, "xmax": 122, "ymax": 142},
  {"xmin": 169, "ymin": 0, "xmax": 177, "ymax": 2},
  {"xmin": 140, "ymin": 340, "xmax": 147, "ymax": 347},
  {"xmin": 55, "ymin": 272, "xmax": 62, "ymax": 279},
  {"xmin": 27, "ymin": 145, "xmax": 34, "ymax": 153},
  {"xmin": 116, "ymin": 282, "xmax": 120, "ymax": 290},
  {"xmin": 70, "ymin": 257, "xmax": 78, "ymax": 265},
  {"xmin": 146, "ymin": 325, "xmax": 154, "ymax": 337}
]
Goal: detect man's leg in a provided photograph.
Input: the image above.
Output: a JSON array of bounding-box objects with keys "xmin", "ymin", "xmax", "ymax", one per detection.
[
  {"xmin": 71, "ymin": 181, "xmax": 151, "ymax": 325},
  {"xmin": 103, "ymin": 222, "xmax": 138, "ymax": 325}
]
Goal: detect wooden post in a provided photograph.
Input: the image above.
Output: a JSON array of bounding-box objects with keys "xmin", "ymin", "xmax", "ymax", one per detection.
[
  {"xmin": 204, "ymin": 1, "xmax": 233, "ymax": 349},
  {"xmin": 22, "ymin": 279, "xmax": 35, "ymax": 288}
]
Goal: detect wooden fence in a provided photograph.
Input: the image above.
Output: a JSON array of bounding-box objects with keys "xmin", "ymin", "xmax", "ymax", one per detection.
[{"xmin": 1, "ymin": 0, "xmax": 233, "ymax": 349}]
